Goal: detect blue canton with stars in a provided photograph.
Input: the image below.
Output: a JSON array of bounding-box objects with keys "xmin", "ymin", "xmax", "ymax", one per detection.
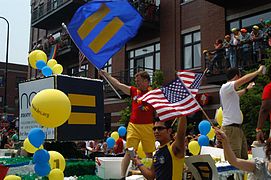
[
  {"xmin": 190, "ymin": 73, "xmax": 203, "ymax": 89},
  {"xmin": 161, "ymin": 79, "xmax": 190, "ymax": 103}
]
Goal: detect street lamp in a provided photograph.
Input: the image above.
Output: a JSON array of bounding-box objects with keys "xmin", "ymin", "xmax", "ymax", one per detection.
[{"xmin": 0, "ymin": 16, "xmax": 9, "ymax": 118}]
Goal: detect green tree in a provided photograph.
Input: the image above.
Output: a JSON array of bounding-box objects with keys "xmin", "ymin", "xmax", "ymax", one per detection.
[{"xmin": 119, "ymin": 70, "xmax": 164, "ymax": 126}]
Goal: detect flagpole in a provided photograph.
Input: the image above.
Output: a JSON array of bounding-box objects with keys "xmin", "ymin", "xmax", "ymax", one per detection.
[
  {"xmin": 177, "ymin": 69, "xmax": 214, "ymax": 126},
  {"xmin": 98, "ymin": 70, "xmax": 122, "ymax": 99},
  {"xmin": 62, "ymin": 23, "xmax": 122, "ymax": 99}
]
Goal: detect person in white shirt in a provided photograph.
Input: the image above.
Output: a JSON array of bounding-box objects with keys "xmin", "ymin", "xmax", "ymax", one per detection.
[{"xmin": 219, "ymin": 65, "xmax": 264, "ymax": 159}]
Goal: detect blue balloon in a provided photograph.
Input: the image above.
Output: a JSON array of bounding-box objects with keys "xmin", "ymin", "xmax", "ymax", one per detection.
[
  {"xmin": 36, "ymin": 60, "xmax": 46, "ymax": 70},
  {"xmin": 118, "ymin": 126, "xmax": 127, "ymax": 137},
  {"xmin": 42, "ymin": 66, "xmax": 52, "ymax": 77},
  {"xmin": 198, "ymin": 135, "xmax": 209, "ymax": 147},
  {"xmin": 34, "ymin": 163, "xmax": 51, "ymax": 176},
  {"xmin": 106, "ymin": 137, "xmax": 115, "ymax": 149},
  {"xmin": 28, "ymin": 128, "xmax": 45, "ymax": 148},
  {"xmin": 198, "ymin": 120, "xmax": 211, "ymax": 135},
  {"xmin": 33, "ymin": 149, "xmax": 50, "ymax": 164}
]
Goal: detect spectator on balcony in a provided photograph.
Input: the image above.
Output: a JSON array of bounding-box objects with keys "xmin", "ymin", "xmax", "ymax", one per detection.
[
  {"xmin": 223, "ymin": 35, "xmax": 231, "ymax": 68},
  {"xmin": 41, "ymin": 35, "xmax": 49, "ymax": 55},
  {"xmin": 32, "ymin": 42, "xmax": 38, "ymax": 50},
  {"xmin": 262, "ymin": 19, "xmax": 271, "ymax": 49},
  {"xmin": 230, "ymin": 28, "xmax": 240, "ymax": 68},
  {"xmin": 99, "ymin": 70, "xmax": 156, "ymax": 179},
  {"xmin": 207, "ymin": 39, "xmax": 224, "ymax": 74},
  {"xmin": 251, "ymin": 25, "xmax": 264, "ymax": 64},
  {"xmin": 146, "ymin": 0, "xmax": 156, "ymax": 21},
  {"xmin": 36, "ymin": 38, "xmax": 43, "ymax": 50},
  {"xmin": 239, "ymin": 28, "xmax": 251, "ymax": 67},
  {"xmin": 48, "ymin": 34, "xmax": 55, "ymax": 45}
]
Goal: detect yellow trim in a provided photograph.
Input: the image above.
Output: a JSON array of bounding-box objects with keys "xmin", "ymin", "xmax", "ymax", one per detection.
[
  {"xmin": 68, "ymin": 94, "xmax": 96, "ymax": 107},
  {"xmin": 89, "ymin": 17, "xmax": 124, "ymax": 53},
  {"xmin": 77, "ymin": 3, "xmax": 110, "ymax": 40},
  {"xmin": 68, "ymin": 112, "xmax": 96, "ymax": 124},
  {"xmin": 168, "ymin": 143, "xmax": 184, "ymax": 180}
]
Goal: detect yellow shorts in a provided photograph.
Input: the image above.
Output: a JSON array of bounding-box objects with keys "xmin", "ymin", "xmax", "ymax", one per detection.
[{"xmin": 126, "ymin": 122, "xmax": 155, "ymax": 153}]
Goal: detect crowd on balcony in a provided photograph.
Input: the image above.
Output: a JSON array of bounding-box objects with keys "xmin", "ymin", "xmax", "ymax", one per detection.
[
  {"xmin": 129, "ymin": 0, "xmax": 160, "ymax": 22},
  {"xmin": 31, "ymin": 29, "xmax": 70, "ymax": 57},
  {"xmin": 205, "ymin": 19, "xmax": 271, "ymax": 75}
]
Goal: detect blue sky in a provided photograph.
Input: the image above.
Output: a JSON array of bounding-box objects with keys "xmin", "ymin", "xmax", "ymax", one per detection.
[{"xmin": 0, "ymin": 0, "xmax": 30, "ymax": 65}]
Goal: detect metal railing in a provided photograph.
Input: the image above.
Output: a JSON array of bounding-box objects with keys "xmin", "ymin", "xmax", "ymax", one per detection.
[
  {"xmin": 204, "ymin": 40, "xmax": 270, "ymax": 76},
  {"xmin": 32, "ymin": 0, "xmax": 160, "ymax": 23},
  {"xmin": 32, "ymin": 0, "xmax": 70, "ymax": 22}
]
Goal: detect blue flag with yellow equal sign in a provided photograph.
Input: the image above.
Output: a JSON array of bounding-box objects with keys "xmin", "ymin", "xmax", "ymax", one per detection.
[{"xmin": 67, "ymin": 0, "xmax": 143, "ymax": 69}]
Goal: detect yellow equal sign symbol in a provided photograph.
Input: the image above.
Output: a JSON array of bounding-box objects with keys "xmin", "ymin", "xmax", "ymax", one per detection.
[
  {"xmin": 77, "ymin": 3, "xmax": 124, "ymax": 54},
  {"xmin": 68, "ymin": 94, "xmax": 96, "ymax": 125}
]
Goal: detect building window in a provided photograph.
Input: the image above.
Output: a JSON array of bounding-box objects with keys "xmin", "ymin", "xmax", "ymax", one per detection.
[
  {"xmin": 68, "ymin": 64, "xmax": 88, "ymax": 77},
  {"xmin": 182, "ymin": 31, "xmax": 201, "ymax": 69},
  {"xmin": 127, "ymin": 42, "xmax": 160, "ymax": 82},
  {"xmin": 228, "ymin": 10, "xmax": 271, "ymax": 33},
  {"xmin": 103, "ymin": 58, "xmax": 112, "ymax": 74},
  {"xmin": 16, "ymin": 77, "xmax": 26, "ymax": 88},
  {"xmin": 0, "ymin": 76, "xmax": 4, "ymax": 87},
  {"xmin": 0, "ymin": 96, "xmax": 3, "ymax": 106},
  {"xmin": 15, "ymin": 97, "xmax": 19, "ymax": 106}
]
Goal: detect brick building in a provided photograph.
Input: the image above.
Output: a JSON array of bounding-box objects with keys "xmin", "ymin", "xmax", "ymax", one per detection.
[
  {"xmin": 0, "ymin": 62, "xmax": 28, "ymax": 125},
  {"xmin": 29, "ymin": 0, "xmax": 271, "ymax": 130}
]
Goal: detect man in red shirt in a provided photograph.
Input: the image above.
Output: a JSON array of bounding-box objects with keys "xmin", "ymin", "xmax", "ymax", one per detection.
[
  {"xmin": 100, "ymin": 70, "xmax": 155, "ymax": 179},
  {"xmin": 256, "ymin": 66, "xmax": 271, "ymax": 143}
]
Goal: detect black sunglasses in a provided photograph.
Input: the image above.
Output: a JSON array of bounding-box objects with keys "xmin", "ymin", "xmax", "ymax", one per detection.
[{"xmin": 153, "ymin": 126, "xmax": 168, "ymax": 131}]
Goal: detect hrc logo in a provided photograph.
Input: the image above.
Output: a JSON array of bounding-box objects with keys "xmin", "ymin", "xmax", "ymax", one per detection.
[
  {"xmin": 77, "ymin": 3, "xmax": 124, "ymax": 54},
  {"xmin": 68, "ymin": 94, "xmax": 96, "ymax": 125}
]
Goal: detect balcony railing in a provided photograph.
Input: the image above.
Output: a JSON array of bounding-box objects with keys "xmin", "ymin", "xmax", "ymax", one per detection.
[
  {"xmin": 31, "ymin": 31, "xmax": 74, "ymax": 58},
  {"xmin": 32, "ymin": 0, "xmax": 160, "ymax": 24},
  {"xmin": 32, "ymin": 0, "xmax": 70, "ymax": 23},
  {"xmin": 129, "ymin": 0, "xmax": 160, "ymax": 23}
]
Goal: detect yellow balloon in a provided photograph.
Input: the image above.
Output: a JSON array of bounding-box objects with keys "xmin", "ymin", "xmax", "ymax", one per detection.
[
  {"xmin": 188, "ymin": 141, "xmax": 200, "ymax": 155},
  {"xmin": 48, "ymin": 168, "xmax": 64, "ymax": 180},
  {"xmin": 28, "ymin": 50, "xmax": 47, "ymax": 69},
  {"xmin": 23, "ymin": 138, "xmax": 43, "ymax": 154},
  {"xmin": 215, "ymin": 107, "xmax": 223, "ymax": 126},
  {"xmin": 110, "ymin": 131, "xmax": 119, "ymax": 141},
  {"xmin": 137, "ymin": 142, "xmax": 146, "ymax": 159},
  {"xmin": 48, "ymin": 151, "xmax": 66, "ymax": 172},
  {"xmin": 4, "ymin": 175, "xmax": 21, "ymax": 180},
  {"xmin": 207, "ymin": 128, "xmax": 215, "ymax": 139},
  {"xmin": 30, "ymin": 89, "xmax": 71, "ymax": 128},
  {"xmin": 52, "ymin": 64, "xmax": 63, "ymax": 75},
  {"xmin": 47, "ymin": 59, "xmax": 58, "ymax": 69}
]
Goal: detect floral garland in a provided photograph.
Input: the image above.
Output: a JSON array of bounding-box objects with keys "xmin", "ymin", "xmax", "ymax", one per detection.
[{"xmin": 133, "ymin": 86, "xmax": 152, "ymax": 111}]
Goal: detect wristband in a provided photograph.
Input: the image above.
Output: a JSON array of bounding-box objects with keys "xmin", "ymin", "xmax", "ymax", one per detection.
[
  {"xmin": 245, "ymin": 88, "xmax": 248, "ymax": 93},
  {"xmin": 256, "ymin": 128, "xmax": 262, "ymax": 133},
  {"xmin": 137, "ymin": 163, "xmax": 144, "ymax": 168}
]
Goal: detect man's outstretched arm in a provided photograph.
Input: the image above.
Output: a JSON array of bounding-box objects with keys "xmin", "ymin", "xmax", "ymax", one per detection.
[
  {"xmin": 99, "ymin": 70, "xmax": 130, "ymax": 95},
  {"xmin": 172, "ymin": 116, "xmax": 187, "ymax": 159}
]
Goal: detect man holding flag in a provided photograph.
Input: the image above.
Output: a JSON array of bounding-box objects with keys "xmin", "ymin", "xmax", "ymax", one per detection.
[
  {"xmin": 132, "ymin": 116, "xmax": 187, "ymax": 180},
  {"xmin": 100, "ymin": 70, "xmax": 156, "ymax": 179}
]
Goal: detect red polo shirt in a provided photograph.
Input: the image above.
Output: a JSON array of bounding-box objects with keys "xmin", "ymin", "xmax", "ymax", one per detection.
[
  {"xmin": 130, "ymin": 86, "xmax": 154, "ymax": 124},
  {"xmin": 262, "ymin": 82, "xmax": 271, "ymax": 122}
]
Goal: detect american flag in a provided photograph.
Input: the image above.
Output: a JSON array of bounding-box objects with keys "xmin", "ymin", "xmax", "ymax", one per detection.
[
  {"xmin": 78, "ymin": 51, "xmax": 86, "ymax": 68},
  {"xmin": 138, "ymin": 78, "xmax": 201, "ymax": 122},
  {"xmin": 176, "ymin": 70, "xmax": 203, "ymax": 97}
]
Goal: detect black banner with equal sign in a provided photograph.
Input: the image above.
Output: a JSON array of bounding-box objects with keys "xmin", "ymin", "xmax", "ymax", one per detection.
[{"xmin": 55, "ymin": 75, "xmax": 104, "ymax": 141}]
